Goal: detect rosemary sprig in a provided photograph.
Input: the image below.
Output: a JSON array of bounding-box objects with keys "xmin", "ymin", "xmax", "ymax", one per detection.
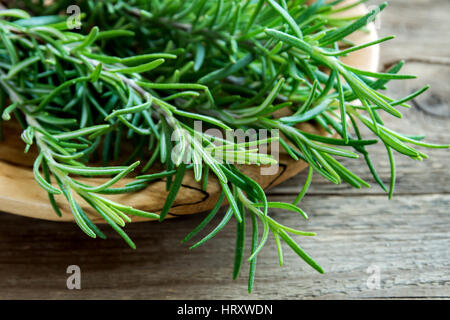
[{"xmin": 1, "ymin": 1, "xmax": 448, "ymax": 292}]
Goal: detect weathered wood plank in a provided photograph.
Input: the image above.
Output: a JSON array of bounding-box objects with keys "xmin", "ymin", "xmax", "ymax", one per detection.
[
  {"xmin": 0, "ymin": 193, "xmax": 448, "ymax": 299},
  {"xmin": 374, "ymin": 0, "xmax": 450, "ymax": 62}
]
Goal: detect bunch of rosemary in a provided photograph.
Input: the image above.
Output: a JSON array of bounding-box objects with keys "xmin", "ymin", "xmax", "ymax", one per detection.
[{"xmin": 0, "ymin": 1, "xmax": 447, "ymax": 292}]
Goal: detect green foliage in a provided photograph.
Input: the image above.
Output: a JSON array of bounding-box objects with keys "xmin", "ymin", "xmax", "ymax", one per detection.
[{"xmin": 0, "ymin": 1, "xmax": 448, "ymax": 292}]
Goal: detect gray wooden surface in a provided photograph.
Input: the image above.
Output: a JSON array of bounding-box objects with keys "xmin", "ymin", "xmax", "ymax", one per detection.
[{"xmin": 0, "ymin": 0, "xmax": 449, "ymax": 299}]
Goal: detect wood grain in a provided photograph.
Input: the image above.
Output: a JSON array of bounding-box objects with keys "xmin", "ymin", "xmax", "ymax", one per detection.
[{"xmin": 0, "ymin": 0, "xmax": 448, "ymax": 299}]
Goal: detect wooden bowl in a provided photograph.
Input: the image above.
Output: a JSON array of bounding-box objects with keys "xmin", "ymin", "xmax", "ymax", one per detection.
[{"xmin": 0, "ymin": 0, "xmax": 379, "ymax": 223}]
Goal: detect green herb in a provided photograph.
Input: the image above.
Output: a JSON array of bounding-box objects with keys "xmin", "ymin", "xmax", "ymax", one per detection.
[{"xmin": 0, "ymin": 1, "xmax": 448, "ymax": 292}]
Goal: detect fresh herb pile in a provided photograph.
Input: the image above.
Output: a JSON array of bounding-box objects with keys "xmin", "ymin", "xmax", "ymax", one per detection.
[{"xmin": 0, "ymin": 0, "xmax": 448, "ymax": 291}]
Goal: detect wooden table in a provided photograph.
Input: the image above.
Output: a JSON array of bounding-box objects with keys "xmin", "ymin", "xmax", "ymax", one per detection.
[{"xmin": 0, "ymin": 0, "xmax": 448, "ymax": 299}]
